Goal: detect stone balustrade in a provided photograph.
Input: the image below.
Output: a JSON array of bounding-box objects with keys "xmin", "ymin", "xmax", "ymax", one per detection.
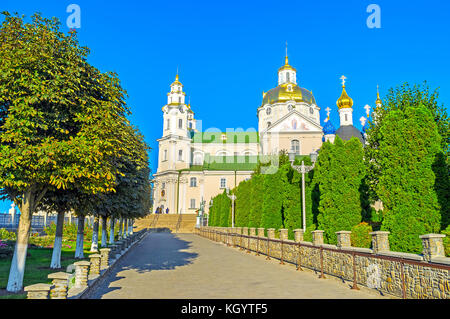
[
  {"xmin": 22, "ymin": 228, "xmax": 148, "ymax": 300},
  {"xmin": 74, "ymin": 260, "xmax": 90, "ymax": 288},
  {"xmin": 48, "ymin": 272, "xmax": 71, "ymax": 299},
  {"xmin": 24, "ymin": 283, "xmax": 52, "ymax": 299},
  {"xmin": 197, "ymin": 226, "xmax": 449, "ymax": 299}
]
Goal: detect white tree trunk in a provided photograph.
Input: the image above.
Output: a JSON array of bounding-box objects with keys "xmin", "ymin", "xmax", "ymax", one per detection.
[
  {"xmin": 118, "ymin": 218, "xmax": 123, "ymax": 240},
  {"xmin": 7, "ymin": 189, "xmax": 36, "ymax": 292},
  {"xmin": 123, "ymin": 219, "xmax": 128, "ymax": 238},
  {"xmin": 129, "ymin": 219, "xmax": 133, "ymax": 235},
  {"xmin": 50, "ymin": 211, "xmax": 65, "ymax": 269},
  {"xmin": 109, "ymin": 217, "xmax": 115, "ymax": 244},
  {"xmin": 90, "ymin": 215, "xmax": 99, "ymax": 252},
  {"xmin": 101, "ymin": 215, "xmax": 108, "ymax": 247},
  {"xmin": 75, "ymin": 216, "xmax": 85, "ymax": 259}
]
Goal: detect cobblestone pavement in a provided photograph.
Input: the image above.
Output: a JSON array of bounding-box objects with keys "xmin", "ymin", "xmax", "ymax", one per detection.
[{"xmin": 89, "ymin": 232, "xmax": 392, "ymax": 299}]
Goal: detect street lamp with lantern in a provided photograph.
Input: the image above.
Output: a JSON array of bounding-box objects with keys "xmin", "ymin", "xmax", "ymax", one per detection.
[
  {"xmin": 226, "ymin": 187, "xmax": 236, "ymax": 228},
  {"xmin": 288, "ymin": 150, "xmax": 318, "ymax": 232}
]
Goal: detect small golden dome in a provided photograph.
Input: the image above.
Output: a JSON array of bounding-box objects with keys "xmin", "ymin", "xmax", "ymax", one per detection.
[
  {"xmin": 171, "ymin": 74, "xmax": 183, "ymax": 87},
  {"xmin": 375, "ymin": 85, "xmax": 382, "ymax": 105},
  {"xmin": 336, "ymin": 76, "xmax": 353, "ymax": 109},
  {"xmin": 278, "ymin": 55, "xmax": 297, "ymax": 72}
]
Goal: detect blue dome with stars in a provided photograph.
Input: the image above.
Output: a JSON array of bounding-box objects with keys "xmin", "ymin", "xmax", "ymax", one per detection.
[{"xmin": 323, "ymin": 120, "xmax": 336, "ymax": 135}]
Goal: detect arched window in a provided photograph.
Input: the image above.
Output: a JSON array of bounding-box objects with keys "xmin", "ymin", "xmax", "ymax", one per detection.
[
  {"xmin": 166, "ymin": 119, "xmax": 170, "ymax": 130},
  {"xmin": 190, "ymin": 177, "xmax": 197, "ymax": 187},
  {"xmin": 286, "ymin": 72, "xmax": 290, "ymax": 82},
  {"xmin": 178, "ymin": 119, "xmax": 183, "ymax": 129},
  {"xmin": 178, "ymin": 150, "xmax": 183, "ymax": 161},
  {"xmin": 291, "ymin": 140, "xmax": 300, "ymax": 155}
]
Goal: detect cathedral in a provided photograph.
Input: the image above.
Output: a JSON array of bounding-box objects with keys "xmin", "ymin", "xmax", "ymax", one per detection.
[{"xmin": 152, "ymin": 55, "xmax": 381, "ymax": 215}]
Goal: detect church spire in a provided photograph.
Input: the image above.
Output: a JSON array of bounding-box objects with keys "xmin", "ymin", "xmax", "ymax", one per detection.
[{"xmin": 375, "ymin": 84, "xmax": 382, "ymax": 107}]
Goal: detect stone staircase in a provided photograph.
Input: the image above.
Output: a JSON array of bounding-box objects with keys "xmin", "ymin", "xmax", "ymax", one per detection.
[{"xmin": 134, "ymin": 214, "xmax": 197, "ymax": 233}]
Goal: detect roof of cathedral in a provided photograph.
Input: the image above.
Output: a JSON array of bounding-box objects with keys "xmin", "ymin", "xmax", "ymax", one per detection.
[
  {"xmin": 191, "ymin": 131, "xmax": 259, "ymax": 144},
  {"xmin": 262, "ymin": 84, "xmax": 316, "ymax": 106},
  {"xmin": 335, "ymin": 125, "xmax": 364, "ymax": 144}
]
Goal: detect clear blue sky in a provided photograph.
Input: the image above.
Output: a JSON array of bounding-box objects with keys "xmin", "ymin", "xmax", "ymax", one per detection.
[{"xmin": 1, "ymin": 0, "xmax": 449, "ymax": 212}]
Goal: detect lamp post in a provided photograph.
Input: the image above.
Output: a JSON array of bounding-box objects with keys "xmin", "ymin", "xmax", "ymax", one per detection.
[
  {"xmin": 288, "ymin": 150, "xmax": 318, "ymax": 232},
  {"xmin": 226, "ymin": 188, "xmax": 236, "ymax": 228},
  {"xmin": 197, "ymin": 197, "xmax": 206, "ymax": 227}
]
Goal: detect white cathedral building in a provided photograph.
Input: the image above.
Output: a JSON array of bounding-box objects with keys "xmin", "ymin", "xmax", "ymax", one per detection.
[{"xmin": 152, "ymin": 55, "xmax": 381, "ymax": 215}]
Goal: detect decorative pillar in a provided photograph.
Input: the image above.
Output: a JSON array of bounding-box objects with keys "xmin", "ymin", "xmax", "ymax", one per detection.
[
  {"xmin": 249, "ymin": 228, "xmax": 256, "ymax": 237},
  {"xmin": 24, "ymin": 283, "xmax": 52, "ymax": 299},
  {"xmin": 74, "ymin": 261, "xmax": 90, "ymax": 288},
  {"xmin": 336, "ymin": 231, "xmax": 352, "ymax": 248},
  {"xmin": 267, "ymin": 228, "xmax": 275, "ymax": 239},
  {"xmin": 419, "ymin": 234, "xmax": 446, "ymax": 262},
  {"xmin": 279, "ymin": 229, "xmax": 288, "ymax": 241},
  {"xmin": 294, "ymin": 229, "xmax": 304, "ymax": 242},
  {"xmin": 48, "ymin": 272, "xmax": 70, "ymax": 299},
  {"xmin": 99, "ymin": 248, "xmax": 111, "ymax": 270},
  {"xmin": 242, "ymin": 227, "xmax": 248, "ymax": 236},
  {"xmin": 257, "ymin": 228, "xmax": 265, "ymax": 237},
  {"xmin": 88, "ymin": 254, "xmax": 101, "ymax": 277},
  {"xmin": 370, "ymin": 231, "xmax": 390, "ymax": 253},
  {"xmin": 312, "ymin": 230, "xmax": 324, "ymax": 245}
]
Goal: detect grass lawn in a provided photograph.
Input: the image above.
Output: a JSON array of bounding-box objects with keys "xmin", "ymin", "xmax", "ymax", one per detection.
[{"xmin": 0, "ymin": 240, "xmax": 93, "ymax": 299}]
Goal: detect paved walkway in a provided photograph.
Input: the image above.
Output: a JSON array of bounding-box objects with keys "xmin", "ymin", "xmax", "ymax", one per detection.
[{"xmin": 89, "ymin": 232, "xmax": 392, "ymax": 299}]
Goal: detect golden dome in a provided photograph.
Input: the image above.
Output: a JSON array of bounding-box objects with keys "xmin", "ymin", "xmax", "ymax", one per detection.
[
  {"xmin": 262, "ymin": 83, "xmax": 316, "ymax": 105},
  {"xmin": 336, "ymin": 76, "xmax": 353, "ymax": 109},
  {"xmin": 375, "ymin": 85, "xmax": 382, "ymax": 105}
]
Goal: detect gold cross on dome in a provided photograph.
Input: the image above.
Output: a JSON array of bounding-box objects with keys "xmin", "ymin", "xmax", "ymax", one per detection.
[{"xmin": 340, "ymin": 75, "xmax": 347, "ymax": 86}]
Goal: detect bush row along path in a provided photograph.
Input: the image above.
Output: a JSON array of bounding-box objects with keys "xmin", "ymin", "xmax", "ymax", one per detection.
[{"xmin": 88, "ymin": 232, "xmax": 391, "ymax": 299}]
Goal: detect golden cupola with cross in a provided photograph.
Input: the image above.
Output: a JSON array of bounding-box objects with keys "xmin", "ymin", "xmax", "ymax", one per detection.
[
  {"xmin": 336, "ymin": 76, "xmax": 353, "ymax": 109},
  {"xmin": 261, "ymin": 54, "xmax": 316, "ymax": 106}
]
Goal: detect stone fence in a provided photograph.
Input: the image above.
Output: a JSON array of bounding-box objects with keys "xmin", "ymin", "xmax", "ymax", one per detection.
[
  {"xmin": 23, "ymin": 229, "xmax": 148, "ymax": 299},
  {"xmin": 195, "ymin": 226, "xmax": 449, "ymax": 299}
]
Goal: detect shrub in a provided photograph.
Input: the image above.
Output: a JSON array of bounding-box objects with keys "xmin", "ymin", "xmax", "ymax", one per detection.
[
  {"xmin": 44, "ymin": 222, "xmax": 56, "ymax": 236},
  {"xmin": 0, "ymin": 228, "xmax": 16, "ymax": 241},
  {"xmin": 443, "ymin": 225, "xmax": 450, "ymax": 257},
  {"xmin": 351, "ymin": 222, "xmax": 373, "ymax": 248},
  {"xmin": 303, "ymin": 224, "xmax": 316, "ymax": 242}
]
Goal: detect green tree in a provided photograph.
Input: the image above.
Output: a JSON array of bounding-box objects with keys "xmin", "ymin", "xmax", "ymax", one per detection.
[
  {"xmin": 315, "ymin": 137, "xmax": 365, "ymax": 244},
  {"xmin": 0, "ymin": 12, "xmax": 130, "ymax": 291},
  {"xmin": 376, "ymin": 105, "xmax": 442, "ymax": 253}
]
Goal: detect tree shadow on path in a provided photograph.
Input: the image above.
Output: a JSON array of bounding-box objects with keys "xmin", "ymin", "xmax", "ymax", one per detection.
[{"xmin": 87, "ymin": 232, "xmax": 198, "ymax": 298}]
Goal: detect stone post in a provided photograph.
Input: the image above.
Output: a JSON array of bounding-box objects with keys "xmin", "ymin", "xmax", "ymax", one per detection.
[
  {"xmin": 279, "ymin": 229, "xmax": 288, "ymax": 241},
  {"xmin": 99, "ymin": 248, "xmax": 111, "ymax": 270},
  {"xmin": 242, "ymin": 227, "xmax": 248, "ymax": 236},
  {"xmin": 312, "ymin": 230, "xmax": 324, "ymax": 245},
  {"xmin": 24, "ymin": 283, "xmax": 52, "ymax": 299},
  {"xmin": 419, "ymin": 234, "xmax": 446, "ymax": 262},
  {"xmin": 336, "ymin": 231, "xmax": 352, "ymax": 248},
  {"xmin": 249, "ymin": 228, "xmax": 256, "ymax": 237},
  {"xmin": 89, "ymin": 254, "xmax": 101, "ymax": 277},
  {"xmin": 294, "ymin": 229, "xmax": 304, "ymax": 242},
  {"xmin": 257, "ymin": 228, "xmax": 265, "ymax": 237},
  {"xmin": 370, "ymin": 231, "xmax": 390, "ymax": 253},
  {"xmin": 235, "ymin": 227, "xmax": 242, "ymax": 246},
  {"xmin": 74, "ymin": 261, "xmax": 90, "ymax": 288},
  {"xmin": 267, "ymin": 228, "xmax": 275, "ymax": 239},
  {"xmin": 48, "ymin": 272, "xmax": 70, "ymax": 299}
]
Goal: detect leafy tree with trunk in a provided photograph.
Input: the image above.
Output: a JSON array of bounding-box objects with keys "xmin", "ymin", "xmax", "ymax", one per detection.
[
  {"xmin": 315, "ymin": 137, "xmax": 366, "ymax": 244},
  {"xmin": 0, "ymin": 12, "xmax": 130, "ymax": 292},
  {"xmin": 375, "ymin": 105, "xmax": 442, "ymax": 253}
]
